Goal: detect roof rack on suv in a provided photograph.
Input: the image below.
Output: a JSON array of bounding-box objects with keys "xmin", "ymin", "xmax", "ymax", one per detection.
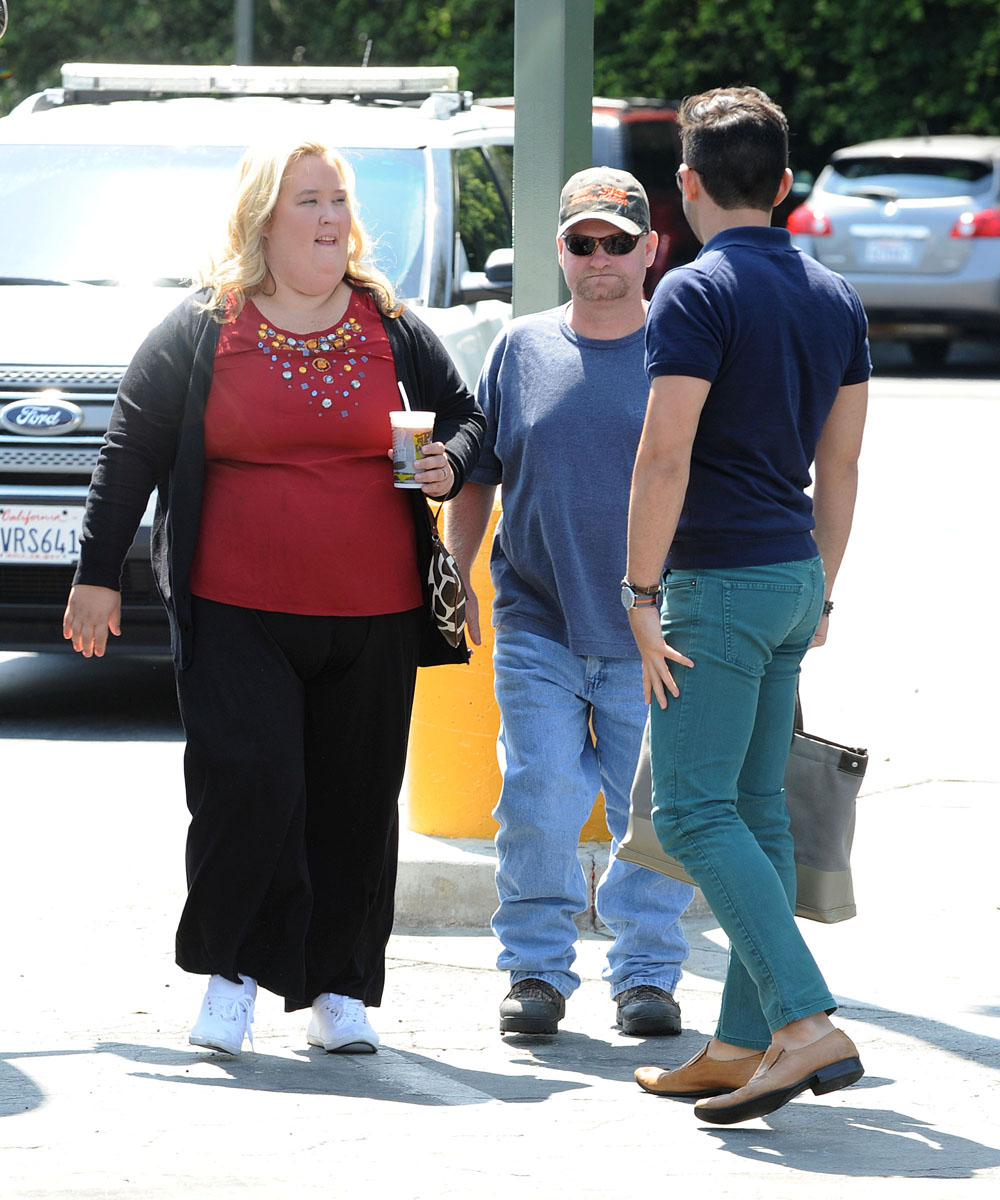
[{"xmin": 45, "ymin": 62, "xmax": 461, "ymax": 107}]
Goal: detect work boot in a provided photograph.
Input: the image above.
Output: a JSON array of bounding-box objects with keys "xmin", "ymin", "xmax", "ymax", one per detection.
[
  {"xmin": 499, "ymin": 978, "xmax": 565, "ymax": 1035},
  {"xmin": 615, "ymin": 985, "xmax": 682, "ymax": 1036}
]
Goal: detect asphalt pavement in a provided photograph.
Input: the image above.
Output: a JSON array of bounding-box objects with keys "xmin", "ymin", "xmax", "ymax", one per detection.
[
  {"xmin": 2, "ymin": 351, "xmax": 999, "ymax": 1196},
  {"xmin": 1, "ymin": 769, "xmax": 997, "ymax": 1198}
]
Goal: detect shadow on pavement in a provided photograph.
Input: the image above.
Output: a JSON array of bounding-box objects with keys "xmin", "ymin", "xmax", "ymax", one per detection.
[
  {"xmin": 837, "ymin": 999, "xmax": 1000, "ymax": 1070},
  {"xmin": 0, "ymin": 652, "xmax": 181, "ymax": 741},
  {"xmin": 95, "ymin": 1040, "xmax": 586, "ymax": 1106},
  {"xmin": 503, "ymin": 1025, "xmax": 717, "ymax": 1083},
  {"xmin": 0, "ymin": 1049, "xmax": 91, "ymax": 1117},
  {"xmin": 703, "ymin": 1104, "xmax": 1000, "ymax": 1178}
]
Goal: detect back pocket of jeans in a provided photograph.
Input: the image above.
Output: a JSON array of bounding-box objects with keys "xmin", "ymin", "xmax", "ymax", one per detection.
[{"xmin": 722, "ymin": 580, "xmax": 803, "ymax": 675}]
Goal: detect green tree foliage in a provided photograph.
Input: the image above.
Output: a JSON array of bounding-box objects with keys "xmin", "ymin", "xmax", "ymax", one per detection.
[
  {"xmin": 0, "ymin": 1, "xmax": 513, "ymax": 112},
  {"xmin": 594, "ymin": 0, "xmax": 1000, "ymax": 173},
  {"xmin": 1, "ymin": 0, "xmax": 997, "ymax": 175},
  {"xmin": 0, "ymin": 1, "xmax": 233, "ymax": 108},
  {"xmin": 254, "ymin": 1, "xmax": 514, "ymax": 97}
]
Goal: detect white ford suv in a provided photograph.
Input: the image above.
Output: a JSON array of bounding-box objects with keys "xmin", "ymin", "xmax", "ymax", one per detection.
[{"xmin": 0, "ymin": 63, "xmax": 513, "ymax": 652}]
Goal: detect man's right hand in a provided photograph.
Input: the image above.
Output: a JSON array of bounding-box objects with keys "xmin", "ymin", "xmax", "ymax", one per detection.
[
  {"xmin": 442, "ymin": 480, "xmax": 497, "ymax": 649},
  {"xmin": 62, "ymin": 584, "xmax": 122, "ymax": 658},
  {"xmin": 463, "ymin": 581, "xmax": 482, "ymax": 646}
]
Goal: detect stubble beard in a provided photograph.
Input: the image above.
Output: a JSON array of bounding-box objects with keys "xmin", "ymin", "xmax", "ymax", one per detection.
[{"xmin": 573, "ymin": 273, "xmax": 630, "ymax": 303}]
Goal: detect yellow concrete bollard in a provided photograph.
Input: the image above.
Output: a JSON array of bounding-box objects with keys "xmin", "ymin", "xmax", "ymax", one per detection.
[{"xmin": 407, "ymin": 496, "xmax": 609, "ymax": 840}]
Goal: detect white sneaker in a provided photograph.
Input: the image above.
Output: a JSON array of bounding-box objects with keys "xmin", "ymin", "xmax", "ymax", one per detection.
[
  {"xmin": 307, "ymin": 993, "xmax": 379, "ymax": 1054},
  {"xmin": 189, "ymin": 974, "xmax": 256, "ymax": 1054}
]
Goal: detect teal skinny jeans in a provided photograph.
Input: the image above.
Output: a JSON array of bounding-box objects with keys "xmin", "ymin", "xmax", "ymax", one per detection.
[{"xmin": 649, "ymin": 557, "xmax": 837, "ymax": 1049}]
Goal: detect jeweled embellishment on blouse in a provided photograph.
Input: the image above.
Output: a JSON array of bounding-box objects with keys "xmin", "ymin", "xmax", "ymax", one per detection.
[{"xmin": 255, "ymin": 315, "xmax": 370, "ymax": 417}]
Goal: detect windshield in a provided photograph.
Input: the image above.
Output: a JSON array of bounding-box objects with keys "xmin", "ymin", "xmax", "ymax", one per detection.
[
  {"xmin": 0, "ymin": 143, "xmax": 427, "ymax": 297},
  {"xmin": 827, "ymin": 156, "xmax": 994, "ymax": 200}
]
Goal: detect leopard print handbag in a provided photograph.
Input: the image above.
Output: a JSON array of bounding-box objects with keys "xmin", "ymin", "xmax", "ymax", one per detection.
[{"xmin": 425, "ymin": 502, "xmax": 467, "ymax": 649}]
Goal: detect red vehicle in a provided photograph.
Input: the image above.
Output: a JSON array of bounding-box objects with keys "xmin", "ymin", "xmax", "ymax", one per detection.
[
  {"xmin": 591, "ymin": 98, "xmax": 701, "ymax": 291},
  {"xmin": 482, "ymin": 96, "xmax": 701, "ymax": 294}
]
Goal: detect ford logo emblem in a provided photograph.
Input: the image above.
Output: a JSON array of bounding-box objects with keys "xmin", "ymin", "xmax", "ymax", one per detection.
[{"xmin": 0, "ymin": 396, "xmax": 85, "ymax": 436}]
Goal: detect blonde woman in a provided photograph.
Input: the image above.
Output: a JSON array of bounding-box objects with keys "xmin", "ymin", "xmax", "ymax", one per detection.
[{"xmin": 63, "ymin": 138, "xmax": 484, "ymax": 1056}]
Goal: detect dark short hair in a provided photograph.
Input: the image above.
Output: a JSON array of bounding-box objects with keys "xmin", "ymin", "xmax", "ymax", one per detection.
[{"xmin": 679, "ymin": 86, "xmax": 788, "ymax": 212}]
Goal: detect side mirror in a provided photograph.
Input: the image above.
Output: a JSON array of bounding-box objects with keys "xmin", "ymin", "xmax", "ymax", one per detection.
[
  {"xmin": 484, "ymin": 248, "xmax": 513, "ymax": 286},
  {"xmin": 458, "ymin": 248, "xmax": 513, "ymax": 304}
]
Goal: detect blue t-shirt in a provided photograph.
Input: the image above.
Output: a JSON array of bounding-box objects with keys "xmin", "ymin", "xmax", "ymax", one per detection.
[
  {"xmin": 471, "ymin": 306, "xmax": 646, "ymax": 657},
  {"xmin": 645, "ymin": 226, "xmax": 871, "ymax": 568}
]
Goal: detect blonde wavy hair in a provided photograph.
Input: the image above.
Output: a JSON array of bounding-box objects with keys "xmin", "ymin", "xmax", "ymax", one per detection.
[{"xmin": 198, "ymin": 137, "xmax": 402, "ymax": 320}]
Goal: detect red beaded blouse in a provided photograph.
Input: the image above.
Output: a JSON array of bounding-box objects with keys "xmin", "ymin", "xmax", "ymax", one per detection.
[{"xmin": 189, "ymin": 289, "xmax": 422, "ymax": 616}]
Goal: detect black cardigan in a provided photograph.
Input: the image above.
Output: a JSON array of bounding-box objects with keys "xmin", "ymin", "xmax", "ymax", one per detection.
[{"xmin": 74, "ymin": 288, "xmax": 486, "ymax": 668}]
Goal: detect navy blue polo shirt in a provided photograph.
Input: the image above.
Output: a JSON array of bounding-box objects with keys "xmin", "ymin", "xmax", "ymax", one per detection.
[{"xmin": 645, "ymin": 226, "xmax": 871, "ymax": 568}]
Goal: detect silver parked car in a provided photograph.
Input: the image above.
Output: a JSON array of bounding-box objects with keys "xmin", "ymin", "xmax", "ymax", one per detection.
[{"xmin": 787, "ymin": 135, "xmax": 1000, "ymax": 366}]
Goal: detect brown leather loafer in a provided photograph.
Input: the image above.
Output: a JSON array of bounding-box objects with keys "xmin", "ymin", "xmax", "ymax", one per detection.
[
  {"xmin": 635, "ymin": 1042, "xmax": 764, "ymax": 1098},
  {"xmin": 694, "ymin": 1029, "xmax": 864, "ymax": 1124}
]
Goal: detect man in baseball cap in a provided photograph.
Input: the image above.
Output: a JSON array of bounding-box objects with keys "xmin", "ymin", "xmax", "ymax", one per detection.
[{"xmin": 444, "ymin": 167, "xmax": 693, "ymax": 1039}]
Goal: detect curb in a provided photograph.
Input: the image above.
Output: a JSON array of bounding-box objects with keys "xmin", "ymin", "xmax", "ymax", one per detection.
[{"xmin": 393, "ymin": 829, "xmax": 711, "ymax": 930}]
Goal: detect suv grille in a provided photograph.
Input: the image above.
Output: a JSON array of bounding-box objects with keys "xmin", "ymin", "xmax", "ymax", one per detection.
[
  {"xmin": 0, "ymin": 560, "xmax": 160, "ymax": 605},
  {"xmin": 0, "ymin": 366, "xmax": 120, "ymax": 481},
  {"xmin": 0, "ymin": 365, "xmax": 124, "ymax": 388},
  {"xmin": 0, "ymin": 445, "xmax": 102, "ymax": 471}
]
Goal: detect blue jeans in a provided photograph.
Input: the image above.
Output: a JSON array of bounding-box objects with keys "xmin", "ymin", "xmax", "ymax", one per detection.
[
  {"xmin": 649, "ymin": 558, "xmax": 838, "ymax": 1049},
  {"xmin": 492, "ymin": 625, "xmax": 693, "ymax": 999}
]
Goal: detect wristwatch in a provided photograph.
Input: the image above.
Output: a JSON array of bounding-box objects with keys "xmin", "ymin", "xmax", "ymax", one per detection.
[{"xmin": 620, "ymin": 579, "xmax": 661, "ymax": 610}]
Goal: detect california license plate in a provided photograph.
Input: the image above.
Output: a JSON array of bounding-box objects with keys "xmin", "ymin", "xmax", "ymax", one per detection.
[
  {"xmin": 861, "ymin": 238, "xmax": 918, "ymax": 266},
  {"xmin": 0, "ymin": 504, "xmax": 84, "ymax": 564}
]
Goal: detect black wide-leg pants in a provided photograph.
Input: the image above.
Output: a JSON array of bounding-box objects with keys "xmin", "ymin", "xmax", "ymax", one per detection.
[{"xmin": 174, "ymin": 596, "xmax": 423, "ymax": 1011}]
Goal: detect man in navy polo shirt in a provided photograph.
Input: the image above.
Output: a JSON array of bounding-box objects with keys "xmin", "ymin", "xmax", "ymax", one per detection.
[{"xmin": 625, "ymin": 87, "xmax": 870, "ymax": 1124}]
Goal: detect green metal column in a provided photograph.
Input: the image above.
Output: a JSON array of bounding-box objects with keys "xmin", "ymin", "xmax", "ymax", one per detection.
[
  {"xmin": 512, "ymin": 0, "xmax": 595, "ymax": 317},
  {"xmin": 234, "ymin": 0, "xmax": 255, "ymax": 65}
]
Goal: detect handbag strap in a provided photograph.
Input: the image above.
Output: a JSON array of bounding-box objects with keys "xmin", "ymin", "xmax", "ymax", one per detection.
[
  {"xmin": 792, "ymin": 683, "xmax": 867, "ymax": 772},
  {"xmin": 425, "ymin": 498, "xmax": 444, "ymax": 546}
]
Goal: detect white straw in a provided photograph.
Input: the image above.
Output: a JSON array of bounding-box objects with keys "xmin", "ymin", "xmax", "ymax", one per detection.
[{"xmin": 397, "ymin": 381, "xmax": 412, "ymax": 411}]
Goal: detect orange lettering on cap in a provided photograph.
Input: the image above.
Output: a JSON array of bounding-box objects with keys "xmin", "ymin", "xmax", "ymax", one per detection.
[{"xmin": 568, "ymin": 184, "xmax": 629, "ymax": 209}]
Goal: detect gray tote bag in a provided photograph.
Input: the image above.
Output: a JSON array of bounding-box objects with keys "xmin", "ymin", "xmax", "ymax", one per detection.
[{"xmin": 617, "ymin": 699, "xmax": 867, "ymax": 923}]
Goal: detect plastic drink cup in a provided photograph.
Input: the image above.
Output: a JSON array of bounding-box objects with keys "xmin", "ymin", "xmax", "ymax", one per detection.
[{"xmin": 390, "ymin": 410, "xmax": 435, "ymax": 488}]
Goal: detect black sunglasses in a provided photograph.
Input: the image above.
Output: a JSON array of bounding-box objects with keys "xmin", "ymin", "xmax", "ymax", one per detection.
[{"xmin": 563, "ymin": 231, "xmax": 643, "ymax": 257}]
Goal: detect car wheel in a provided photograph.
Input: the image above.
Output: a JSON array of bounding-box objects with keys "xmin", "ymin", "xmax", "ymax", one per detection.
[{"xmin": 907, "ymin": 339, "xmax": 950, "ymax": 369}]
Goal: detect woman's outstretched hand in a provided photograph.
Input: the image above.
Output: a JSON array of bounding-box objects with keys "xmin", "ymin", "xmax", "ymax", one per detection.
[{"xmin": 62, "ymin": 584, "xmax": 122, "ymax": 657}]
